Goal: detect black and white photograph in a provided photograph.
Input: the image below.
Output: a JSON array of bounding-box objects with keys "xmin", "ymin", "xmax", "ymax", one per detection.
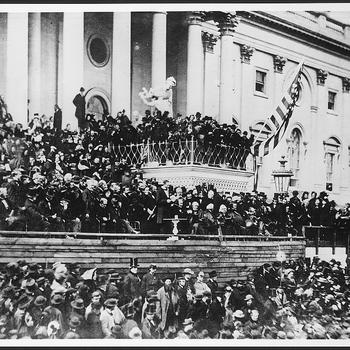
[{"xmin": 0, "ymin": 2, "xmax": 349, "ymax": 345}]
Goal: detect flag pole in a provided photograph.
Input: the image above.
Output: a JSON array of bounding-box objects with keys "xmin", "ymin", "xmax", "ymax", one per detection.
[{"xmin": 252, "ymin": 59, "xmax": 305, "ymax": 147}]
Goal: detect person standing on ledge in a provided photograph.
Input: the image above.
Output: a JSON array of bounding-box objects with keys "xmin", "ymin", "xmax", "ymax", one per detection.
[
  {"xmin": 53, "ymin": 104, "xmax": 62, "ymax": 131},
  {"xmin": 73, "ymin": 87, "xmax": 87, "ymax": 132}
]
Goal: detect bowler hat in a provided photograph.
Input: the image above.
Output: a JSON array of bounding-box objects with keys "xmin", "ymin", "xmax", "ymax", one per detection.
[
  {"xmin": 34, "ymin": 295, "xmax": 47, "ymax": 307},
  {"xmin": 194, "ymin": 293, "xmax": 203, "ymax": 300},
  {"xmin": 69, "ymin": 316, "xmax": 81, "ymax": 328},
  {"xmin": 51, "ymin": 294, "xmax": 64, "ymax": 305},
  {"xmin": 80, "ymin": 87, "xmax": 85, "ymax": 92},
  {"xmin": 71, "ymin": 298, "xmax": 84, "ymax": 310},
  {"xmin": 104, "ymin": 298, "xmax": 117, "ymax": 308}
]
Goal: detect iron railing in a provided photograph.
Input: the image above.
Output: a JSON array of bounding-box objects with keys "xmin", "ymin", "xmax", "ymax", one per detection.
[{"xmin": 113, "ymin": 137, "xmax": 255, "ymax": 172}]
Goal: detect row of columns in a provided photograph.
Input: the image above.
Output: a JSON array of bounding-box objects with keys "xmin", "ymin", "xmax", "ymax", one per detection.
[{"xmin": 5, "ymin": 11, "xmax": 239, "ymax": 127}]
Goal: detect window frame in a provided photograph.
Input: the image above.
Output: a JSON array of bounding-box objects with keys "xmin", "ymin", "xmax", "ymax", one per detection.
[{"xmin": 254, "ymin": 68, "xmax": 269, "ymax": 99}]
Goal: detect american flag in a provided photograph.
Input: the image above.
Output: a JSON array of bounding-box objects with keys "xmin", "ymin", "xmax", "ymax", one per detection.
[{"xmin": 252, "ymin": 61, "xmax": 304, "ymax": 158}]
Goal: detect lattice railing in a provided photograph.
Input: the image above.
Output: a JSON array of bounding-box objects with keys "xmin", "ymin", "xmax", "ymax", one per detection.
[{"xmin": 112, "ymin": 138, "xmax": 255, "ymax": 172}]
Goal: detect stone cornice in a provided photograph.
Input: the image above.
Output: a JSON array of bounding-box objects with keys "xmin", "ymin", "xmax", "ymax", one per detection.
[{"xmin": 237, "ymin": 11, "xmax": 350, "ymax": 58}]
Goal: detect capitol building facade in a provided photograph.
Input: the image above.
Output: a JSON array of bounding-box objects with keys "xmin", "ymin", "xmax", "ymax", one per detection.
[{"xmin": 0, "ymin": 9, "xmax": 350, "ymax": 202}]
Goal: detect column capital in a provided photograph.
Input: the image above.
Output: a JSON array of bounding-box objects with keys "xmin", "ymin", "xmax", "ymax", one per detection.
[
  {"xmin": 342, "ymin": 77, "xmax": 350, "ymax": 92},
  {"xmin": 316, "ymin": 69, "xmax": 328, "ymax": 86},
  {"xmin": 202, "ymin": 31, "xmax": 218, "ymax": 53},
  {"xmin": 217, "ymin": 12, "xmax": 239, "ymax": 36},
  {"xmin": 240, "ymin": 44, "xmax": 255, "ymax": 64},
  {"xmin": 273, "ymin": 55, "xmax": 287, "ymax": 73},
  {"xmin": 187, "ymin": 11, "xmax": 206, "ymax": 26}
]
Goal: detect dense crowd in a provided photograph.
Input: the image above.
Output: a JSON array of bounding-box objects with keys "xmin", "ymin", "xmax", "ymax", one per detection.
[
  {"xmin": 0, "ymin": 105, "xmax": 347, "ymax": 236},
  {"xmin": 0, "ymin": 256, "xmax": 349, "ymax": 339}
]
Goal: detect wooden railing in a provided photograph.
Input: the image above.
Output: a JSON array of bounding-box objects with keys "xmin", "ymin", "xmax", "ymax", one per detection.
[
  {"xmin": 303, "ymin": 225, "xmax": 350, "ymax": 255},
  {"xmin": 0, "ymin": 230, "xmax": 305, "ymax": 242}
]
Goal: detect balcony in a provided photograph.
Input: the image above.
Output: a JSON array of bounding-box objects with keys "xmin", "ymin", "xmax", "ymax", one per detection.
[{"xmin": 113, "ymin": 137, "xmax": 256, "ymax": 192}]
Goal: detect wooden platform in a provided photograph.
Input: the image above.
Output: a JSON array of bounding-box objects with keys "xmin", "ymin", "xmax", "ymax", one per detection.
[{"xmin": 0, "ymin": 232, "xmax": 306, "ymax": 283}]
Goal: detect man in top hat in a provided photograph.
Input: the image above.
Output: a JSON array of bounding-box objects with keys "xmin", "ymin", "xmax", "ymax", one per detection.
[
  {"xmin": 141, "ymin": 304, "xmax": 160, "ymax": 339},
  {"xmin": 141, "ymin": 264, "xmax": 162, "ymax": 297},
  {"xmin": 73, "ymin": 87, "xmax": 87, "ymax": 132},
  {"xmin": 123, "ymin": 258, "xmax": 142, "ymax": 302}
]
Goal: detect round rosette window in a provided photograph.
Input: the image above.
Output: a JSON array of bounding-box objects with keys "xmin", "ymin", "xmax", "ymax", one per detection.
[{"xmin": 87, "ymin": 35, "xmax": 110, "ymax": 67}]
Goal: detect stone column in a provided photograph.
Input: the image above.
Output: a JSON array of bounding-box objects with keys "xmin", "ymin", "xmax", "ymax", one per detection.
[
  {"xmin": 186, "ymin": 11, "xmax": 204, "ymax": 116},
  {"xmin": 111, "ymin": 12, "xmax": 131, "ymax": 117},
  {"xmin": 28, "ymin": 13, "xmax": 41, "ymax": 120},
  {"xmin": 218, "ymin": 13, "xmax": 238, "ymax": 124},
  {"xmin": 202, "ymin": 31, "xmax": 218, "ymax": 116},
  {"xmin": 6, "ymin": 13, "xmax": 28, "ymax": 125},
  {"xmin": 41, "ymin": 13, "xmax": 59, "ymax": 118},
  {"xmin": 239, "ymin": 44, "xmax": 255, "ymax": 131},
  {"xmin": 62, "ymin": 12, "xmax": 84, "ymax": 130},
  {"xmin": 152, "ymin": 12, "xmax": 167, "ymax": 90}
]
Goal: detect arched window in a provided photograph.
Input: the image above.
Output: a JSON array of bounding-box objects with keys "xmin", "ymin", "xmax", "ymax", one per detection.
[
  {"xmin": 289, "ymin": 128, "xmax": 301, "ymax": 178},
  {"xmin": 324, "ymin": 136, "xmax": 341, "ymax": 183},
  {"xmin": 250, "ymin": 122, "xmax": 272, "ymax": 143}
]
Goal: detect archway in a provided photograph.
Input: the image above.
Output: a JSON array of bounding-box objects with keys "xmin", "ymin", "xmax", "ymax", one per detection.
[{"xmin": 85, "ymin": 88, "xmax": 111, "ymax": 121}]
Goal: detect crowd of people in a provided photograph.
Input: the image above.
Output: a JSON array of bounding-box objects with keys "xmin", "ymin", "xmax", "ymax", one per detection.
[
  {"xmin": 0, "ymin": 256, "xmax": 349, "ymax": 339},
  {"xmin": 0, "ymin": 105, "xmax": 347, "ymax": 235}
]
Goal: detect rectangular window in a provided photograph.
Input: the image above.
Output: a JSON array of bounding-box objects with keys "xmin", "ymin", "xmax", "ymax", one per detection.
[
  {"xmin": 255, "ymin": 71, "xmax": 266, "ymax": 93},
  {"xmin": 325, "ymin": 152, "xmax": 334, "ymax": 182},
  {"xmin": 328, "ymin": 91, "xmax": 336, "ymax": 110}
]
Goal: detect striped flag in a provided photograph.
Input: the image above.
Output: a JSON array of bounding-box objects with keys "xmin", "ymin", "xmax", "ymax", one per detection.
[{"xmin": 252, "ymin": 61, "xmax": 304, "ymax": 158}]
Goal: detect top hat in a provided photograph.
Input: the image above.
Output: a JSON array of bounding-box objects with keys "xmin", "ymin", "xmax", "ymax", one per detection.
[
  {"xmin": 209, "ymin": 270, "xmax": 217, "ymax": 278},
  {"xmin": 145, "ymin": 303, "xmax": 157, "ymax": 315},
  {"xmin": 71, "ymin": 298, "xmax": 84, "ymax": 310},
  {"xmin": 129, "ymin": 258, "xmax": 139, "ymax": 268}
]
